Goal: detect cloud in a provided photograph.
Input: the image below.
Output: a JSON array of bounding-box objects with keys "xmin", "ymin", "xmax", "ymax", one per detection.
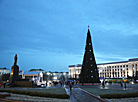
[{"xmin": 0, "ymin": 0, "xmax": 138, "ymax": 71}]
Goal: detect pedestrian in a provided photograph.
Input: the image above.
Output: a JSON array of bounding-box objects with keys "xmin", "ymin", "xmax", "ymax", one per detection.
[
  {"xmin": 69, "ymin": 82, "xmax": 72, "ymax": 91},
  {"xmin": 120, "ymin": 81, "xmax": 123, "ymax": 87},
  {"xmin": 60, "ymin": 81, "xmax": 62, "ymax": 86},
  {"xmin": 102, "ymin": 81, "xmax": 105, "ymax": 88},
  {"xmin": 46, "ymin": 82, "xmax": 47, "ymax": 87},
  {"xmin": 4, "ymin": 82, "xmax": 6, "ymax": 88},
  {"xmin": 124, "ymin": 83, "xmax": 126, "ymax": 89}
]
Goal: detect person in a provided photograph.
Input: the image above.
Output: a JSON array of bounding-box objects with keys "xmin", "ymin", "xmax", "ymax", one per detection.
[
  {"xmin": 124, "ymin": 83, "xmax": 126, "ymax": 89},
  {"xmin": 60, "ymin": 81, "xmax": 62, "ymax": 86},
  {"xmin": 102, "ymin": 80, "xmax": 105, "ymax": 88},
  {"xmin": 120, "ymin": 81, "xmax": 123, "ymax": 87},
  {"xmin": 4, "ymin": 82, "xmax": 6, "ymax": 88},
  {"xmin": 69, "ymin": 82, "xmax": 72, "ymax": 91},
  {"xmin": 46, "ymin": 82, "xmax": 47, "ymax": 87}
]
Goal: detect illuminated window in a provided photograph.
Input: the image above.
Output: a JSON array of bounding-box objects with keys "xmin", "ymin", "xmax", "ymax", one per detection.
[
  {"xmin": 91, "ymin": 76, "xmax": 93, "ymax": 78},
  {"xmin": 90, "ymin": 58, "xmax": 92, "ymax": 60}
]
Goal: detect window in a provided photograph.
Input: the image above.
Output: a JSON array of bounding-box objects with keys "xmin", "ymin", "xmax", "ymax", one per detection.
[
  {"xmin": 89, "ymin": 43, "xmax": 91, "ymax": 45},
  {"xmin": 91, "ymin": 64, "xmax": 93, "ymax": 66},
  {"xmin": 126, "ymin": 65, "xmax": 128, "ymax": 67},
  {"xmin": 123, "ymin": 65, "xmax": 125, "ymax": 67},
  {"xmin": 91, "ymin": 76, "xmax": 93, "ymax": 78},
  {"xmin": 91, "ymin": 71, "xmax": 93, "ymax": 73},
  {"xmin": 90, "ymin": 50, "xmax": 91, "ymax": 52},
  {"xmin": 90, "ymin": 58, "xmax": 92, "ymax": 60},
  {"xmin": 112, "ymin": 66, "xmax": 114, "ymax": 68}
]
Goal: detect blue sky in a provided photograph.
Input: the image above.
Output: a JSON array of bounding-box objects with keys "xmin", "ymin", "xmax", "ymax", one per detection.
[{"xmin": 0, "ymin": 0, "xmax": 138, "ymax": 72}]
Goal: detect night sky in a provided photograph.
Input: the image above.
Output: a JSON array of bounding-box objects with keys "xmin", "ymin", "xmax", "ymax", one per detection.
[{"xmin": 0, "ymin": 0, "xmax": 138, "ymax": 72}]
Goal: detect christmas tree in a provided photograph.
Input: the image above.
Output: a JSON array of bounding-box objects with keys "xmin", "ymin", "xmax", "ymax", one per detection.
[{"xmin": 80, "ymin": 28, "xmax": 100, "ymax": 84}]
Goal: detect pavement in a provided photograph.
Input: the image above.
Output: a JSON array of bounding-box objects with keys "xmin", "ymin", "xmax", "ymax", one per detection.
[
  {"xmin": 65, "ymin": 87, "xmax": 106, "ymax": 102},
  {"xmin": 65, "ymin": 83, "xmax": 138, "ymax": 102},
  {"xmin": 65, "ymin": 84, "xmax": 108, "ymax": 102}
]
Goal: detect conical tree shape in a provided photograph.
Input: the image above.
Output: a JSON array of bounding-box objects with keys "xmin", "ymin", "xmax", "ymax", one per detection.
[{"xmin": 80, "ymin": 29, "xmax": 100, "ymax": 84}]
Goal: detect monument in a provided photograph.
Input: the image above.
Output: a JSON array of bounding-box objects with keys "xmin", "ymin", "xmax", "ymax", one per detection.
[
  {"xmin": 9, "ymin": 54, "xmax": 21, "ymax": 83},
  {"xmin": 79, "ymin": 28, "xmax": 100, "ymax": 84}
]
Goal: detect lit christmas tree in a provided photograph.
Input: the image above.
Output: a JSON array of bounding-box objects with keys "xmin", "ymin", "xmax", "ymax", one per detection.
[{"xmin": 80, "ymin": 28, "xmax": 100, "ymax": 84}]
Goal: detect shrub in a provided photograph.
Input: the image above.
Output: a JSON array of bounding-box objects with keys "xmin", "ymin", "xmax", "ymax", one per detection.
[
  {"xmin": 100, "ymin": 91, "xmax": 138, "ymax": 99},
  {"xmin": 0, "ymin": 89, "xmax": 70, "ymax": 99}
]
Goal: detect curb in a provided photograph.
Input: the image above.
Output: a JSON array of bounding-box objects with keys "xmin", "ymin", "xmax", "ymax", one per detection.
[
  {"xmin": 78, "ymin": 88, "xmax": 108, "ymax": 102},
  {"xmin": 0, "ymin": 98, "xmax": 25, "ymax": 102}
]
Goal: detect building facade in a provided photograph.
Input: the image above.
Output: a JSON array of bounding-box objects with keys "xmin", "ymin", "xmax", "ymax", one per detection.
[
  {"xmin": 0, "ymin": 68, "xmax": 10, "ymax": 81},
  {"xmin": 45, "ymin": 71, "xmax": 69, "ymax": 82},
  {"xmin": 68, "ymin": 58, "xmax": 138, "ymax": 80},
  {"xmin": 0, "ymin": 68, "xmax": 9, "ymax": 75}
]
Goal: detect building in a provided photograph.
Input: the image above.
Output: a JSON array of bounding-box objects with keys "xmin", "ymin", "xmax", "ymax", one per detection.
[
  {"xmin": 19, "ymin": 69, "xmax": 45, "ymax": 85},
  {"xmin": 69, "ymin": 64, "xmax": 81, "ymax": 80},
  {"xmin": 52, "ymin": 72, "xmax": 68, "ymax": 82},
  {"xmin": 68, "ymin": 58, "xmax": 138, "ymax": 80},
  {"xmin": 44, "ymin": 71, "xmax": 68, "ymax": 82},
  {"xmin": 19, "ymin": 69, "xmax": 69, "ymax": 85},
  {"xmin": 0, "ymin": 67, "xmax": 10, "ymax": 81},
  {"xmin": 0, "ymin": 68, "xmax": 9, "ymax": 75},
  {"xmin": 19, "ymin": 71, "xmax": 43, "ymax": 85}
]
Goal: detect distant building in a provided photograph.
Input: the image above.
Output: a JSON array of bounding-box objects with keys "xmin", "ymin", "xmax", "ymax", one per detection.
[
  {"xmin": 0, "ymin": 68, "xmax": 9, "ymax": 75},
  {"xmin": 19, "ymin": 69, "xmax": 44, "ymax": 85},
  {"xmin": 0, "ymin": 67, "xmax": 10, "ymax": 80},
  {"xmin": 68, "ymin": 64, "xmax": 81, "ymax": 80},
  {"xmin": 29, "ymin": 69, "xmax": 45, "ymax": 73},
  {"xmin": 52, "ymin": 72, "xmax": 68, "ymax": 81},
  {"xmin": 19, "ymin": 69, "xmax": 69, "ymax": 85},
  {"xmin": 68, "ymin": 58, "xmax": 138, "ymax": 80}
]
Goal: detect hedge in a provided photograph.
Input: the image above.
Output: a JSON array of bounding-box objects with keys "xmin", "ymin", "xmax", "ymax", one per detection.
[
  {"xmin": 0, "ymin": 89, "xmax": 70, "ymax": 99},
  {"xmin": 100, "ymin": 91, "xmax": 138, "ymax": 99}
]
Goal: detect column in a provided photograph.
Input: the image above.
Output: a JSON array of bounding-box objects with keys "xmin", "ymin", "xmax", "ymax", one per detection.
[
  {"xmin": 134, "ymin": 64, "xmax": 136, "ymax": 77},
  {"xmin": 125, "ymin": 66, "xmax": 127, "ymax": 78},
  {"xmin": 128, "ymin": 63, "xmax": 132, "ymax": 77}
]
